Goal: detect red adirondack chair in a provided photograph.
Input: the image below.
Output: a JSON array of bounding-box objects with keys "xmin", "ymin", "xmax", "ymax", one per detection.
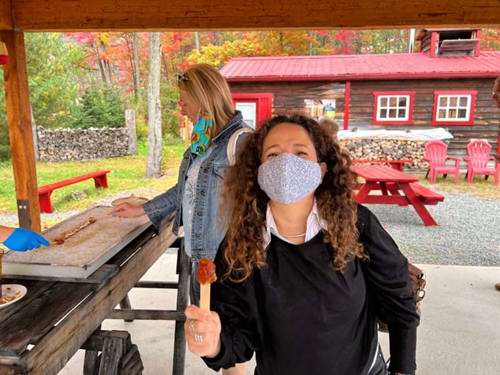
[
  {"xmin": 464, "ymin": 139, "xmax": 499, "ymax": 185},
  {"xmin": 424, "ymin": 140, "xmax": 461, "ymax": 184}
]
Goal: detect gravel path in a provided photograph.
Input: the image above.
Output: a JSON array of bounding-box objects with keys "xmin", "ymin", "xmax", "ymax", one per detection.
[
  {"xmin": 366, "ymin": 191, "xmax": 500, "ymax": 266},
  {"xmin": 0, "ymin": 188, "xmax": 163, "ymax": 229},
  {"xmin": 1, "ymin": 189, "xmax": 498, "ymax": 266}
]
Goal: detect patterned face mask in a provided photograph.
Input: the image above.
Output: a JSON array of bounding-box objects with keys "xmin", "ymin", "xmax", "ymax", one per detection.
[
  {"xmin": 257, "ymin": 153, "xmax": 322, "ymax": 204},
  {"xmin": 191, "ymin": 115, "xmax": 214, "ymax": 156}
]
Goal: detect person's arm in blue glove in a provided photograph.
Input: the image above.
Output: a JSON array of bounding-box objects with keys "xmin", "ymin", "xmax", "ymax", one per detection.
[{"xmin": 0, "ymin": 225, "xmax": 49, "ymax": 252}]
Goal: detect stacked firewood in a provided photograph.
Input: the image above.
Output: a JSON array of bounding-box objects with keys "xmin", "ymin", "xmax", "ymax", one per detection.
[
  {"xmin": 37, "ymin": 127, "xmax": 129, "ymax": 162},
  {"xmin": 339, "ymin": 139, "xmax": 428, "ymax": 169}
]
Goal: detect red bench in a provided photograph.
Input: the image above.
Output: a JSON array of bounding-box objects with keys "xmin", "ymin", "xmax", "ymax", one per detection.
[
  {"xmin": 409, "ymin": 182, "xmax": 445, "ymax": 205},
  {"xmin": 38, "ymin": 170, "xmax": 110, "ymax": 213},
  {"xmin": 383, "ymin": 182, "xmax": 445, "ymax": 206}
]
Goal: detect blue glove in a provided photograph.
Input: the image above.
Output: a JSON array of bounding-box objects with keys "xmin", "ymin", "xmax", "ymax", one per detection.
[{"xmin": 3, "ymin": 228, "xmax": 50, "ymax": 252}]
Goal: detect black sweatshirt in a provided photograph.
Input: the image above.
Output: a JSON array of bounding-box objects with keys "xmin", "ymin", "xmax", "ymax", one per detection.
[{"xmin": 203, "ymin": 205, "xmax": 419, "ymax": 375}]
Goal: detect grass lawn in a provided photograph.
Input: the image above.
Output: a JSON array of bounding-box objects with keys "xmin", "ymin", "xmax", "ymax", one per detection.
[
  {"xmin": 417, "ymin": 173, "xmax": 500, "ymax": 200},
  {"xmin": 0, "ymin": 140, "xmax": 186, "ymax": 215},
  {"xmin": 0, "ymin": 147, "xmax": 498, "ymax": 218}
]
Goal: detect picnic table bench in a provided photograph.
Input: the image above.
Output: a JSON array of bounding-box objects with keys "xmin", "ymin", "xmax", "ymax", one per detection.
[
  {"xmin": 38, "ymin": 170, "xmax": 110, "ymax": 213},
  {"xmin": 407, "ymin": 182, "xmax": 445, "ymax": 205},
  {"xmin": 351, "ymin": 164, "xmax": 444, "ymax": 226}
]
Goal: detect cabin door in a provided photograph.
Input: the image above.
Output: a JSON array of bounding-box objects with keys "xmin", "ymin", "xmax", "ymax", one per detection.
[{"xmin": 232, "ymin": 93, "xmax": 273, "ymax": 129}]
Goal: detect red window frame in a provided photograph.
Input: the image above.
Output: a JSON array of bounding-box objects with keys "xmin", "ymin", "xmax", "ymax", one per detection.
[
  {"xmin": 372, "ymin": 91, "xmax": 416, "ymax": 125},
  {"xmin": 432, "ymin": 90, "xmax": 477, "ymax": 126},
  {"xmin": 232, "ymin": 93, "xmax": 273, "ymax": 129}
]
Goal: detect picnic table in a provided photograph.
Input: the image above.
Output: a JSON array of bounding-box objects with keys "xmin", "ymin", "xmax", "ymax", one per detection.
[
  {"xmin": 351, "ymin": 164, "xmax": 444, "ymax": 226},
  {"xmin": 352, "ymin": 159, "xmax": 412, "ymax": 172},
  {"xmin": 0, "ymin": 220, "xmax": 188, "ymax": 375}
]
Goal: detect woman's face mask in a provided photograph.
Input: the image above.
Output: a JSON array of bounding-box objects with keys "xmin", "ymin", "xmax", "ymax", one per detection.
[
  {"xmin": 257, "ymin": 153, "xmax": 322, "ymax": 204},
  {"xmin": 191, "ymin": 115, "xmax": 214, "ymax": 156}
]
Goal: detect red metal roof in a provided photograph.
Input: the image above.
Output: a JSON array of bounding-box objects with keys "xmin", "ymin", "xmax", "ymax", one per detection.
[{"xmin": 220, "ymin": 52, "xmax": 500, "ymax": 82}]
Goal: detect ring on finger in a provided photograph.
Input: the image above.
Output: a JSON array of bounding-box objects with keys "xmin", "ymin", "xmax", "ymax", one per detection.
[{"xmin": 194, "ymin": 334, "xmax": 204, "ymax": 343}]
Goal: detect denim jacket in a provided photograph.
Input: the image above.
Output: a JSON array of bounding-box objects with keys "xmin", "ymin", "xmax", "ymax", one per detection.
[{"xmin": 143, "ymin": 111, "xmax": 251, "ymax": 260}]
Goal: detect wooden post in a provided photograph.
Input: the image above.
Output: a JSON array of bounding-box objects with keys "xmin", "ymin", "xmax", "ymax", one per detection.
[
  {"xmin": 172, "ymin": 239, "xmax": 189, "ymax": 375},
  {"xmin": 343, "ymin": 81, "xmax": 351, "ymax": 130},
  {"xmin": 1, "ymin": 30, "xmax": 41, "ymax": 231}
]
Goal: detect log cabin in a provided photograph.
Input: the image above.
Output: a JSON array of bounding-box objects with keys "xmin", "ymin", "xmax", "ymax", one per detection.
[{"xmin": 222, "ymin": 28, "xmax": 500, "ymax": 156}]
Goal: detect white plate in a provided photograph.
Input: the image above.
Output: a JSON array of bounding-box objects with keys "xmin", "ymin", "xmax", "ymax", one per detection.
[{"xmin": 0, "ymin": 284, "xmax": 27, "ymax": 309}]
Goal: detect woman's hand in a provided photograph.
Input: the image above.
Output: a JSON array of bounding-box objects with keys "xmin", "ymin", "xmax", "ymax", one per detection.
[
  {"xmin": 111, "ymin": 203, "xmax": 146, "ymax": 218},
  {"xmin": 185, "ymin": 305, "xmax": 222, "ymax": 358}
]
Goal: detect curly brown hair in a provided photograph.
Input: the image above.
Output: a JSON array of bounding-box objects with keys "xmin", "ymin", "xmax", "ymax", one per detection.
[{"xmin": 222, "ymin": 114, "xmax": 365, "ymax": 282}]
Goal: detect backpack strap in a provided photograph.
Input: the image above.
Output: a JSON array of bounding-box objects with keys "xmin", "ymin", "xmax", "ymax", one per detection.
[{"xmin": 227, "ymin": 128, "xmax": 253, "ymax": 166}]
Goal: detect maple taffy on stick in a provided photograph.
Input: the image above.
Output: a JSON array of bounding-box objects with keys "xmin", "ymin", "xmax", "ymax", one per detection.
[{"xmin": 196, "ymin": 258, "xmax": 217, "ymax": 310}]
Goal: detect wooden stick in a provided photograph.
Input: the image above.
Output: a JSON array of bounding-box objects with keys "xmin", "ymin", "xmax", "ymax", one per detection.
[
  {"xmin": 52, "ymin": 216, "xmax": 96, "ymax": 245},
  {"xmin": 199, "ymin": 283, "xmax": 210, "ymax": 311}
]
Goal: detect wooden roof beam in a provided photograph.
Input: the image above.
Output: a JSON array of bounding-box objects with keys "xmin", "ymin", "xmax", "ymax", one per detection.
[
  {"xmin": 8, "ymin": 0, "xmax": 500, "ymax": 31},
  {"xmin": 0, "ymin": 0, "xmax": 13, "ymax": 30}
]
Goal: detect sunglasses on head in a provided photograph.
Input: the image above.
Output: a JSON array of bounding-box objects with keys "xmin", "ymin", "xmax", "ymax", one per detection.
[{"xmin": 176, "ymin": 72, "xmax": 189, "ymax": 82}]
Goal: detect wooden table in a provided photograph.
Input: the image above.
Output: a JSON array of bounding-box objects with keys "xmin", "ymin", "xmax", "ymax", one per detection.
[
  {"xmin": 0, "ymin": 220, "xmax": 180, "ymax": 375},
  {"xmin": 351, "ymin": 165, "xmax": 441, "ymax": 226},
  {"xmin": 352, "ymin": 159, "xmax": 412, "ymax": 172}
]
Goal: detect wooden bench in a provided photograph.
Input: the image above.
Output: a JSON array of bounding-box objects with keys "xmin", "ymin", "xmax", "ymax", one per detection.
[
  {"xmin": 383, "ymin": 182, "xmax": 444, "ymax": 206},
  {"xmin": 409, "ymin": 182, "xmax": 445, "ymax": 205},
  {"xmin": 38, "ymin": 170, "xmax": 110, "ymax": 213}
]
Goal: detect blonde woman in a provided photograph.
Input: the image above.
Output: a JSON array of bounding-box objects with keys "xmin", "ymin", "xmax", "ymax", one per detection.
[{"xmin": 112, "ymin": 64, "xmax": 251, "ymax": 374}]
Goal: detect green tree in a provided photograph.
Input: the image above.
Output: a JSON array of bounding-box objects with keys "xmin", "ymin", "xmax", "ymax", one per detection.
[
  {"xmin": 0, "ymin": 33, "xmax": 86, "ymax": 159},
  {"xmin": 25, "ymin": 33, "xmax": 86, "ymax": 128},
  {"xmin": 249, "ymin": 31, "xmax": 317, "ymax": 56},
  {"xmin": 73, "ymin": 83, "xmax": 125, "ymax": 128},
  {"xmin": 481, "ymin": 28, "xmax": 500, "ymax": 50},
  {"xmin": 187, "ymin": 38, "xmax": 261, "ymax": 68},
  {"xmin": 160, "ymin": 84, "xmax": 180, "ymax": 138},
  {"xmin": 358, "ymin": 30, "xmax": 409, "ymax": 54}
]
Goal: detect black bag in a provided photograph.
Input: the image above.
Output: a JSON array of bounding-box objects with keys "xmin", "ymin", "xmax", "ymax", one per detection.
[{"xmin": 377, "ymin": 263, "xmax": 426, "ymax": 333}]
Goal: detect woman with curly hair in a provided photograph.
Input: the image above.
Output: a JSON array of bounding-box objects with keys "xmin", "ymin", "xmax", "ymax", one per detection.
[{"xmin": 185, "ymin": 114, "xmax": 419, "ymax": 375}]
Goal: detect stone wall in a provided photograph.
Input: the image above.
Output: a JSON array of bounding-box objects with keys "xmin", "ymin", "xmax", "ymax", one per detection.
[
  {"xmin": 339, "ymin": 139, "xmax": 428, "ymax": 169},
  {"xmin": 37, "ymin": 127, "xmax": 130, "ymax": 162}
]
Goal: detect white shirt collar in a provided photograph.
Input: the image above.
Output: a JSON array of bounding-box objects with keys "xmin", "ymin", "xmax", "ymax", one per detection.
[{"xmin": 263, "ymin": 200, "xmax": 328, "ymax": 247}]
